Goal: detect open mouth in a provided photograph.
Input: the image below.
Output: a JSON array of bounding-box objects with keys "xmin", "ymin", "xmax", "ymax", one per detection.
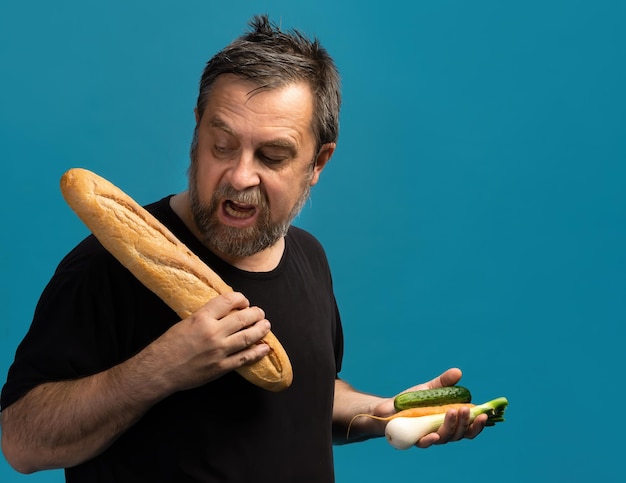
[{"xmin": 224, "ymin": 200, "xmax": 257, "ymax": 219}]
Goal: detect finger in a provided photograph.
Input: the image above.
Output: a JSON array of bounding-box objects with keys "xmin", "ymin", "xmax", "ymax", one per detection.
[
  {"xmin": 464, "ymin": 413, "xmax": 488, "ymax": 440},
  {"xmin": 416, "ymin": 406, "xmax": 486, "ymax": 448},
  {"xmin": 225, "ymin": 316, "xmax": 271, "ymax": 354},
  {"xmin": 223, "ymin": 306, "xmax": 267, "ymax": 335},
  {"xmin": 434, "ymin": 406, "xmax": 473, "ymax": 444},
  {"xmin": 200, "ymin": 292, "xmax": 251, "ymax": 319},
  {"xmin": 222, "ymin": 321, "xmax": 272, "ymax": 372},
  {"xmin": 395, "ymin": 367, "xmax": 464, "ymax": 396},
  {"xmin": 436, "ymin": 368, "xmax": 463, "ymax": 388},
  {"xmin": 229, "ymin": 335, "xmax": 272, "ymax": 367},
  {"xmin": 432, "ymin": 409, "xmax": 460, "ymax": 444},
  {"xmin": 418, "ymin": 367, "xmax": 463, "ymax": 391},
  {"xmin": 450, "ymin": 406, "xmax": 472, "ymax": 441},
  {"xmin": 435, "ymin": 407, "xmax": 480, "ymax": 444},
  {"xmin": 415, "ymin": 432, "xmax": 440, "ymax": 448}
]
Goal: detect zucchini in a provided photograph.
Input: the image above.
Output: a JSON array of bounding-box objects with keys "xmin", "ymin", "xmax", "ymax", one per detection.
[{"xmin": 393, "ymin": 386, "xmax": 472, "ymax": 411}]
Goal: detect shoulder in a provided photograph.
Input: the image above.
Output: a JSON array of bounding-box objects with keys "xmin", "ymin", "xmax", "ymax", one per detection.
[
  {"xmin": 286, "ymin": 226, "xmax": 325, "ymax": 252},
  {"xmin": 284, "ymin": 226, "xmax": 333, "ymax": 279},
  {"xmin": 55, "ymin": 196, "xmax": 173, "ymax": 277},
  {"xmin": 55, "ymin": 234, "xmax": 112, "ymax": 275},
  {"xmin": 143, "ymin": 195, "xmax": 178, "ymax": 229}
]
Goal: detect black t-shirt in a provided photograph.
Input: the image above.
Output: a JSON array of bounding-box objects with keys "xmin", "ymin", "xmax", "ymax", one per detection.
[{"xmin": 2, "ymin": 196, "xmax": 344, "ymax": 482}]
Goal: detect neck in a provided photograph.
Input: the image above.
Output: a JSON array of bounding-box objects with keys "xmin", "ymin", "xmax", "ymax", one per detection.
[{"xmin": 169, "ymin": 192, "xmax": 285, "ymax": 272}]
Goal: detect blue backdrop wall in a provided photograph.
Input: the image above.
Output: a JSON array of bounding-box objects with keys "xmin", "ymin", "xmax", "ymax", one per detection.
[{"xmin": 1, "ymin": 1, "xmax": 624, "ymax": 482}]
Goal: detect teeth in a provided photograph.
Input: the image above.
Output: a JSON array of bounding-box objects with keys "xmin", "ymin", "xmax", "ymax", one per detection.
[{"xmin": 225, "ymin": 201, "xmax": 255, "ymax": 219}]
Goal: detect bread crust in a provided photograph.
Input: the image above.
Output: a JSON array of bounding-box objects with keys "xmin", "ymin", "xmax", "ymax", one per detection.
[{"xmin": 60, "ymin": 168, "xmax": 293, "ymax": 392}]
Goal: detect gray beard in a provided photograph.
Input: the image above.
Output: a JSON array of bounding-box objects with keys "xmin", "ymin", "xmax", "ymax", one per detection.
[{"xmin": 188, "ymin": 142, "xmax": 312, "ymax": 258}]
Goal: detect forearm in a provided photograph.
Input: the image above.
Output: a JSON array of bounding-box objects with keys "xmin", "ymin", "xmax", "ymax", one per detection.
[
  {"xmin": 332, "ymin": 379, "xmax": 388, "ymax": 444},
  {"xmin": 1, "ymin": 295, "xmax": 271, "ymax": 473},
  {"xmin": 1, "ymin": 343, "xmax": 172, "ymax": 473},
  {"xmin": 333, "ymin": 369, "xmax": 490, "ymax": 449}
]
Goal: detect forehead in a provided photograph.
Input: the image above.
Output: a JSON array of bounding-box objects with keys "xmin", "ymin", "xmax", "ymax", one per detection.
[{"xmin": 202, "ymin": 75, "xmax": 315, "ymax": 138}]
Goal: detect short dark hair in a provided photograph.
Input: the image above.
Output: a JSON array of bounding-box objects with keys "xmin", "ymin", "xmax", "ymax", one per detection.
[{"xmin": 196, "ymin": 15, "xmax": 341, "ymax": 150}]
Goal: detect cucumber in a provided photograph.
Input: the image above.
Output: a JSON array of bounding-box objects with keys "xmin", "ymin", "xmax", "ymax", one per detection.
[{"xmin": 393, "ymin": 386, "xmax": 472, "ymax": 411}]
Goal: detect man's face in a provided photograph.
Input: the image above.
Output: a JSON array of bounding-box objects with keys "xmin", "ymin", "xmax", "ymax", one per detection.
[{"xmin": 189, "ymin": 75, "xmax": 332, "ymax": 259}]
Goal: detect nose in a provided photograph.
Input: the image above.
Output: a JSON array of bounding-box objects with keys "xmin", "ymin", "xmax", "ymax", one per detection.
[{"xmin": 228, "ymin": 151, "xmax": 261, "ymax": 191}]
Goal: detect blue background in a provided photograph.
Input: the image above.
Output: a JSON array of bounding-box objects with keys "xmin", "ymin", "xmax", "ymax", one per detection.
[{"xmin": 1, "ymin": 1, "xmax": 624, "ymax": 481}]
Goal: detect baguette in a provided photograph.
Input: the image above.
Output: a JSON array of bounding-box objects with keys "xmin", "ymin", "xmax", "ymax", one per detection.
[{"xmin": 60, "ymin": 167, "xmax": 293, "ymax": 392}]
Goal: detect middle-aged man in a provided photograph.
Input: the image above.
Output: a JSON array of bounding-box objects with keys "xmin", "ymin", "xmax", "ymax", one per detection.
[{"xmin": 1, "ymin": 15, "xmax": 488, "ymax": 482}]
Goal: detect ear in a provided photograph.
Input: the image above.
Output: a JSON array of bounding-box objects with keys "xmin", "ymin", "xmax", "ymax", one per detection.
[
  {"xmin": 310, "ymin": 143, "xmax": 336, "ymax": 186},
  {"xmin": 194, "ymin": 107, "xmax": 200, "ymax": 123}
]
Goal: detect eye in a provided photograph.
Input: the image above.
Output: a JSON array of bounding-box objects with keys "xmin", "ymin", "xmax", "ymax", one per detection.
[
  {"xmin": 213, "ymin": 143, "xmax": 237, "ymax": 158},
  {"xmin": 209, "ymin": 128, "xmax": 239, "ymax": 158},
  {"xmin": 258, "ymin": 148, "xmax": 291, "ymax": 167},
  {"xmin": 259, "ymin": 153, "xmax": 286, "ymax": 166}
]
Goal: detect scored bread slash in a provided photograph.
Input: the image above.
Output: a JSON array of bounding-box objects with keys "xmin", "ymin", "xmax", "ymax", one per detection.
[{"xmin": 60, "ymin": 167, "xmax": 293, "ymax": 392}]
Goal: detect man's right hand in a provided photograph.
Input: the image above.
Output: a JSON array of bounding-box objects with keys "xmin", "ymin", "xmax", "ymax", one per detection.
[
  {"xmin": 0, "ymin": 291, "xmax": 270, "ymax": 474},
  {"xmin": 152, "ymin": 291, "xmax": 272, "ymax": 394}
]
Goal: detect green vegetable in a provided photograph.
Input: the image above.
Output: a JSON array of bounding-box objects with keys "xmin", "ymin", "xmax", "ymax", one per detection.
[
  {"xmin": 385, "ymin": 396, "xmax": 508, "ymax": 450},
  {"xmin": 393, "ymin": 386, "xmax": 472, "ymax": 411}
]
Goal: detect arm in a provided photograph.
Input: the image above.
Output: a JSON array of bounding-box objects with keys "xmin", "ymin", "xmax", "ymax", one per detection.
[
  {"xmin": 1, "ymin": 292, "xmax": 270, "ymax": 474},
  {"xmin": 332, "ymin": 368, "xmax": 487, "ymax": 447}
]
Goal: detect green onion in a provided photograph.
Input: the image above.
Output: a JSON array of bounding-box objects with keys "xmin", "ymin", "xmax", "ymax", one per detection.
[{"xmin": 385, "ymin": 397, "xmax": 508, "ymax": 450}]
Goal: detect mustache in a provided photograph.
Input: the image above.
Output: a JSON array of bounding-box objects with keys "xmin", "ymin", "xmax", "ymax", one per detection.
[{"xmin": 214, "ymin": 184, "xmax": 267, "ymax": 207}]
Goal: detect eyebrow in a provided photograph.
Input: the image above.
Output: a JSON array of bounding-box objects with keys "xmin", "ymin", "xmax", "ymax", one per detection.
[
  {"xmin": 208, "ymin": 116, "xmax": 236, "ymax": 135},
  {"xmin": 207, "ymin": 116, "xmax": 299, "ymax": 156}
]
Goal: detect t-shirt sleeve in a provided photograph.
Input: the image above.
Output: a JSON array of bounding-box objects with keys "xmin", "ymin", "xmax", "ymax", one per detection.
[
  {"xmin": 333, "ymin": 299, "xmax": 344, "ymax": 376},
  {"xmin": 294, "ymin": 227, "xmax": 344, "ymax": 377}
]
